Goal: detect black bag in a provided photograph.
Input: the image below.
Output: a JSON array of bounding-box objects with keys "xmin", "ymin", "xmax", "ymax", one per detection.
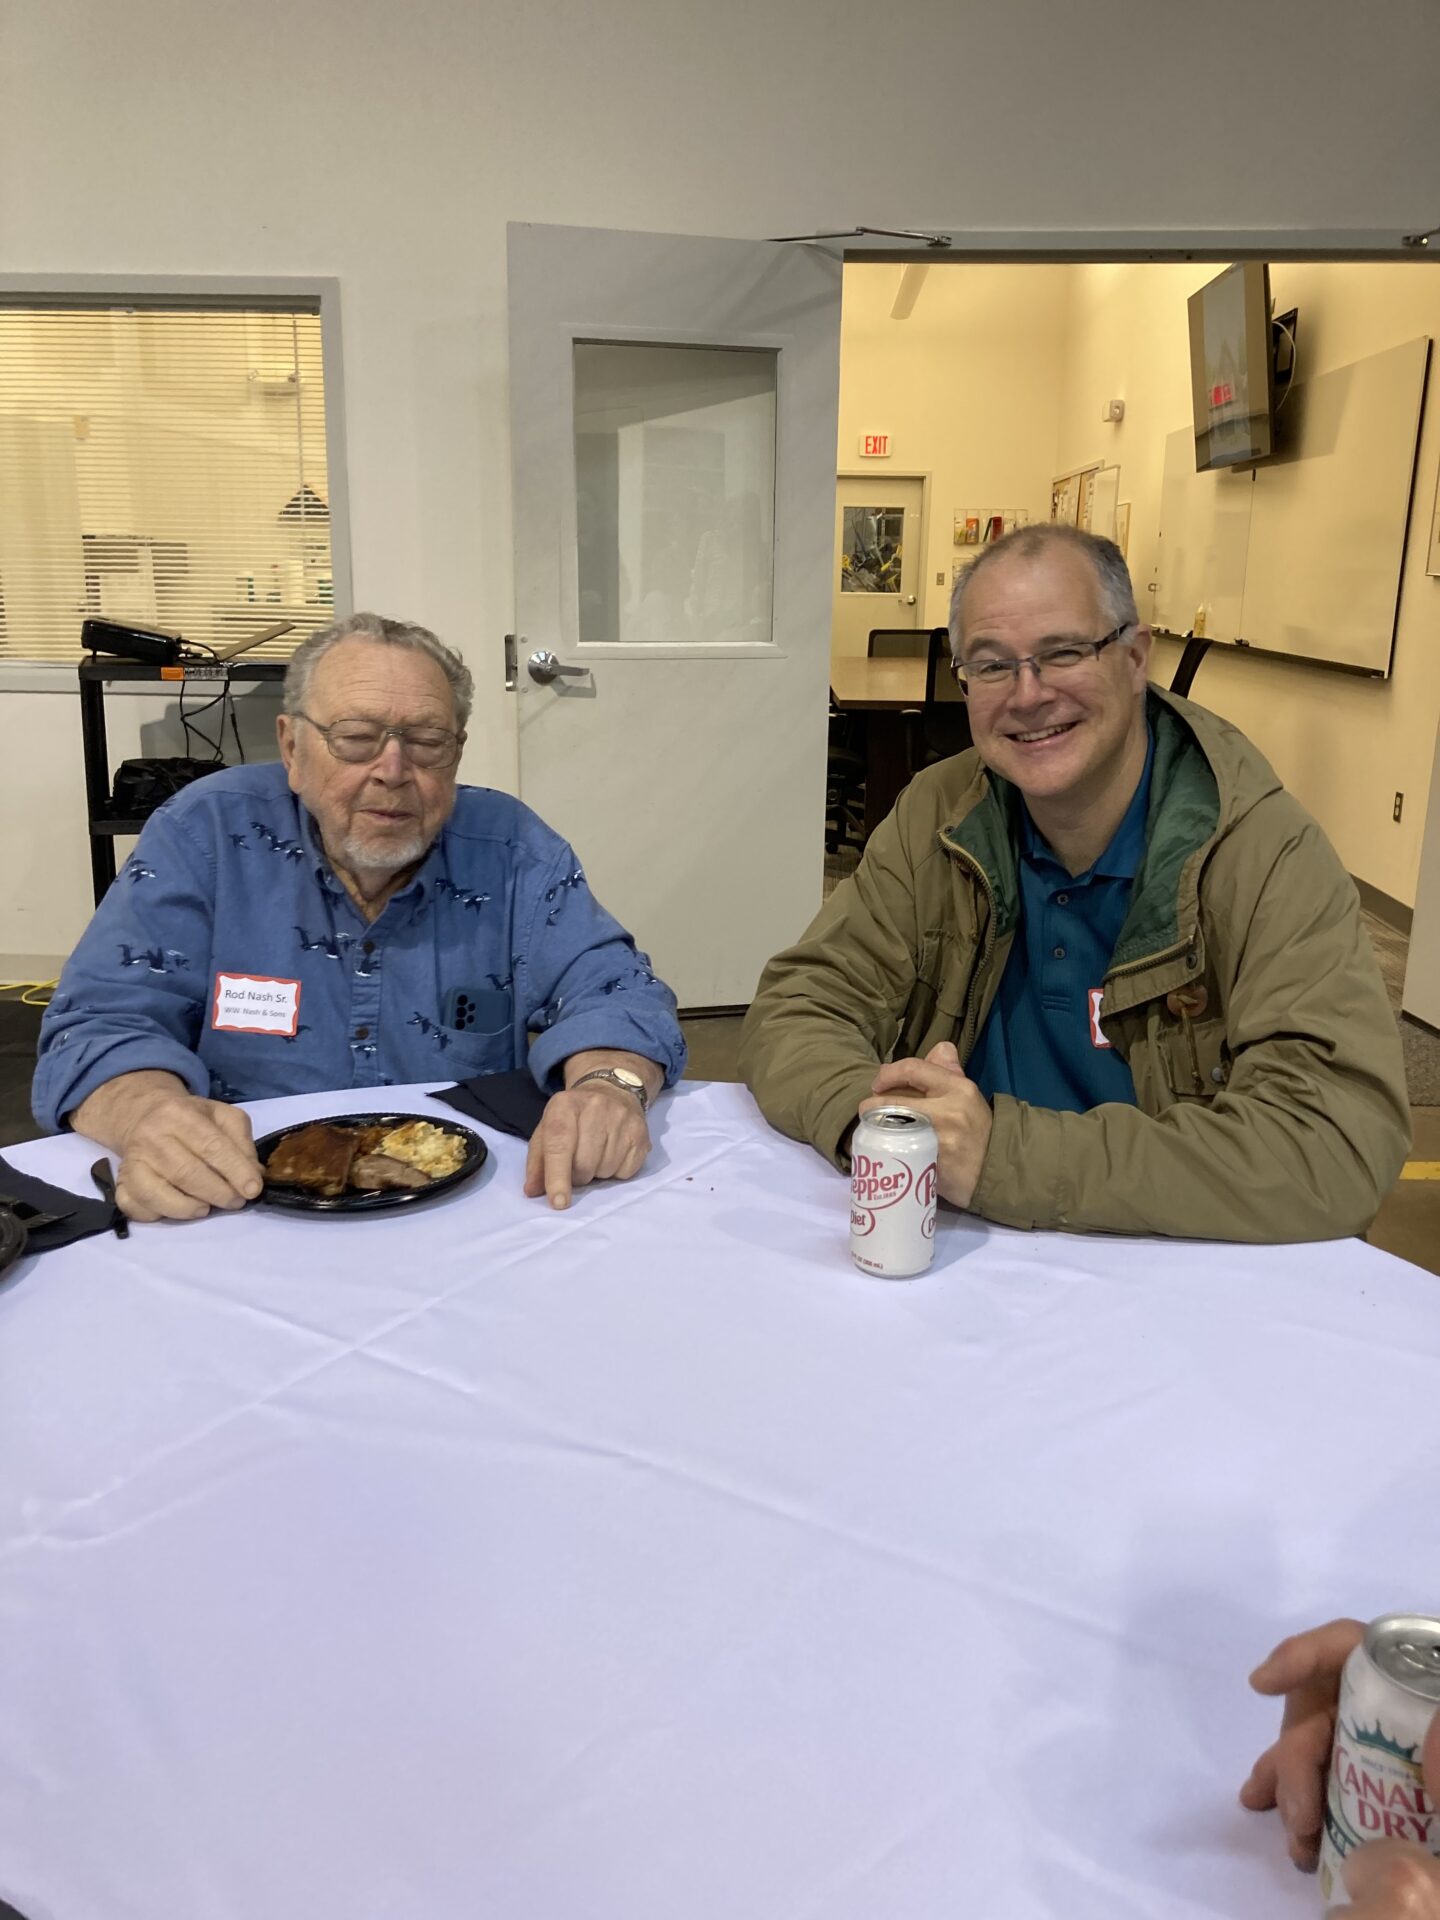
[{"xmin": 111, "ymin": 756, "xmax": 224, "ymax": 817}]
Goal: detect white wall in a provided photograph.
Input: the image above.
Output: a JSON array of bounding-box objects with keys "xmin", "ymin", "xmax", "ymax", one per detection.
[
  {"xmin": 1054, "ymin": 261, "xmax": 1440, "ymax": 905},
  {"xmin": 4, "ymin": 0, "xmax": 1440, "ymax": 960},
  {"xmin": 837, "ymin": 266, "xmax": 1068, "ymax": 633}
]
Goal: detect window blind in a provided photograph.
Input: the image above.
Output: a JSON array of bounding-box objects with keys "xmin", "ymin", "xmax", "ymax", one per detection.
[{"xmin": 0, "ymin": 304, "xmax": 334, "ymax": 664}]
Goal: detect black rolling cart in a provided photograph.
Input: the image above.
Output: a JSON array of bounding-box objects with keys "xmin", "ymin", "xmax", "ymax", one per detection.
[{"xmin": 78, "ymin": 657, "xmax": 286, "ymax": 905}]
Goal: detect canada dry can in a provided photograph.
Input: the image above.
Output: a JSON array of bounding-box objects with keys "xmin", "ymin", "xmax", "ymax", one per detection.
[
  {"xmin": 849, "ymin": 1106, "xmax": 938, "ymax": 1278},
  {"xmin": 1317, "ymin": 1613, "xmax": 1440, "ymax": 1906}
]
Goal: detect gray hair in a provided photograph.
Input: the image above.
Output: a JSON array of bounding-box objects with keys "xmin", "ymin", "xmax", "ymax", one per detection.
[
  {"xmin": 948, "ymin": 525, "xmax": 1140, "ymax": 657},
  {"xmin": 282, "ymin": 612, "xmax": 474, "ymax": 729}
]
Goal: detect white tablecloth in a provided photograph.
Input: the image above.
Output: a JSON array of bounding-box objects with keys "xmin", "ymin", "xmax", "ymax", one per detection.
[{"xmin": 1, "ymin": 1081, "xmax": 1436, "ymax": 1920}]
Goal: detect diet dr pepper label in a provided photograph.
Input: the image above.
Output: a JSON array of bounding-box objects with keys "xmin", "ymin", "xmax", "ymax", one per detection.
[{"xmin": 850, "ymin": 1106, "xmax": 938, "ymax": 1279}]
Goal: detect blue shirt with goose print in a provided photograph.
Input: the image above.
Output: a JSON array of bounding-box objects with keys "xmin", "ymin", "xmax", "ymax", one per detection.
[{"xmin": 33, "ymin": 763, "xmax": 686, "ymax": 1131}]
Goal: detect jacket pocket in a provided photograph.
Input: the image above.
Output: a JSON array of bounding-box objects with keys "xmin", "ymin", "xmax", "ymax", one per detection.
[{"xmin": 1161, "ymin": 1002, "xmax": 1229, "ymax": 1103}]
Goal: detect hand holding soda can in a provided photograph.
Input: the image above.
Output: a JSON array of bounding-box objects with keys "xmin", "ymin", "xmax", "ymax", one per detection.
[
  {"xmin": 850, "ymin": 1106, "xmax": 938, "ymax": 1277},
  {"xmin": 1317, "ymin": 1615, "xmax": 1440, "ymax": 1907}
]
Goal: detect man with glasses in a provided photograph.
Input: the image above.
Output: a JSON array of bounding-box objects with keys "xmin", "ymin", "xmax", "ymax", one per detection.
[
  {"xmin": 34, "ymin": 613, "xmax": 684, "ymax": 1219},
  {"xmin": 740, "ymin": 525, "xmax": 1408, "ymax": 1241}
]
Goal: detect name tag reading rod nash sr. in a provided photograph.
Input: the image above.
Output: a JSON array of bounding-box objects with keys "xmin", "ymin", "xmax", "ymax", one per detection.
[{"xmin": 212, "ymin": 973, "xmax": 302, "ymax": 1037}]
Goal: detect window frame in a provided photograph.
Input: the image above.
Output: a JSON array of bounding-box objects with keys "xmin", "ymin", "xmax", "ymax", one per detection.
[{"xmin": 0, "ymin": 274, "xmax": 352, "ymax": 691}]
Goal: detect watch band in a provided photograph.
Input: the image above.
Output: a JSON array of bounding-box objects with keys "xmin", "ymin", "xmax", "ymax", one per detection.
[{"xmin": 569, "ymin": 1067, "xmax": 649, "ymax": 1113}]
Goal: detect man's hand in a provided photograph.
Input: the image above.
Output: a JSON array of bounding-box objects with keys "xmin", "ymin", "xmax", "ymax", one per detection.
[
  {"xmin": 1344, "ymin": 1836, "xmax": 1440, "ymax": 1917},
  {"xmin": 1342, "ymin": 1712, "xmax": 1440, "ymax": 1914},
  {"xmin": 859, "ymin": 1040, "xmax": 992, "ymax": 1209},
  {"xmin": 1239, "ymin": 1618, "xmax": 1365, "ymax": 1870},
  {"xmin": 524, "ymin": 1051, "xmax": 659, "ymax": 1210},
  {"xmin": 72, "ymin": 1071, "xmax": 263, "ymax": 1223}
]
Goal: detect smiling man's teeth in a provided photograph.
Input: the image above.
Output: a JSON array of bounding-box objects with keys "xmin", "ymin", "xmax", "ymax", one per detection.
[{"xmin": 1014, "ymin": 723, "xmax": 1075, "ymax": 743}]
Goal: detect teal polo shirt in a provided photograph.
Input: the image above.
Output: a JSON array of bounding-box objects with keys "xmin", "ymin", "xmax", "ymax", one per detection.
[{"xmin": 967, "ymin": 729, "xmax": 1155, "ymax": 1114}]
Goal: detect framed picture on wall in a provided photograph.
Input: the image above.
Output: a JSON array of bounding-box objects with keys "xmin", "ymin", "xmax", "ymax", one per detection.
[
  {"xmin": 1050, "ymin": 467, "xmax": 1096, "ymax": 528},
  {"xmin": 1428, "ymin": 463, "xmax": 1440, "ymax": 578},
  {"xmin": 1115, "ymin": 501, "xmax": 1132, "ymax": 558}
]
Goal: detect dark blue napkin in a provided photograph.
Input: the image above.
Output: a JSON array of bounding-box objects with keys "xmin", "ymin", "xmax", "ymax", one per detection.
[
  {"xmin": 0, "ymin": 1151, "xmax": 120, "ymax": 1256},
  {"xmin": 429, "ymin": 1068, "xmax": 548, "ymax": 1140}
]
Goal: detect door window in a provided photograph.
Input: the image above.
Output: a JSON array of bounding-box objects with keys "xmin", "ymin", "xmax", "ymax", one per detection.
[
  {"xmin": 839, "ymin": 504, "xmax": 905, "ymax": 594},
  {"xmin": 572, "ymin": 342, "xmax": 776, "ymax": 646}
]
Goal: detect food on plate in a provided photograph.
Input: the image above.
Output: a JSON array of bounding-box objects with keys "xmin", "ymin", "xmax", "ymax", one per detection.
[
  {"xmin": 351, "ymin": 1153, "xmax": 430, "ymax": 1191},
  {"xmin": 262, "ymin": 1116, "xmax": 469, "ymax": 1198},
  {"xmin": 375, "ymin": 1120, "xmax": 467, "ymax": 1180},
  {"xmin": 264, "ymin": 1122, "xmax": 360, "ymax": 1196}
]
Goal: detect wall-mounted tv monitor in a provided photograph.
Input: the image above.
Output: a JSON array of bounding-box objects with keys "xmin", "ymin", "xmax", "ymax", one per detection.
[{"xmin": 1187, "ymin": 261, "xmax": 1275, "ymax": 473}]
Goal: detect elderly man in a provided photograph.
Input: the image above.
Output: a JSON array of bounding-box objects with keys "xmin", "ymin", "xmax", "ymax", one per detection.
[
  {"xmin": 740, "ymin": 525, "xmax": 1409, "ymax": 1242},
  {"xmin": 35, "ymin": 613, "xmax": 685, "ymax": 1219}
]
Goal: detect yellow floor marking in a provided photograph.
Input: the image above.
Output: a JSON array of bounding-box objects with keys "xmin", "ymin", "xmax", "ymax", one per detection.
[{"xmin": 1398, "ymin": 1161, "xmax": 1440, "ymax": 1181}]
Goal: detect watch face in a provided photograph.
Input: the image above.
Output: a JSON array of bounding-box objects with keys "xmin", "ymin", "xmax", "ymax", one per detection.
[{"xmin": 612, "ymin": 1069, "xmax": 642, "ymax": 1089}]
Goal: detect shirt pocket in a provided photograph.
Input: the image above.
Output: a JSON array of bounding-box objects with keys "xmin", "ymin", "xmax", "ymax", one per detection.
[{"xmin": 437, "ymin": 985, "xmax": 516, "ymax": 1077}]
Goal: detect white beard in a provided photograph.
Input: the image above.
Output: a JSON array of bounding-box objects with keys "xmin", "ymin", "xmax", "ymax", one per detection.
[{"xmin": 339, "ymin": 826, "xmax": 430, "ymax": 872}]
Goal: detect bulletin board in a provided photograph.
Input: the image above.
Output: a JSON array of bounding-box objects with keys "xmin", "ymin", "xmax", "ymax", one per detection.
[{"xmin": 1153, "ymin": 335, "xmax": 1431, "ymax": 676}]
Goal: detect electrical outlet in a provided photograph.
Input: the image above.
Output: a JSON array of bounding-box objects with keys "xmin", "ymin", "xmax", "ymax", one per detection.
[
  {"xmin": 936, "ymin": 571, "xmax": 944, "ymax": 586},
  {"xmin": 1393, "ymin": 792, "xmax": 1404, "ymax": 823}
]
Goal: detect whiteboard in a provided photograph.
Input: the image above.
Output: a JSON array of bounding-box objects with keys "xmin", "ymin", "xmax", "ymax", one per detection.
[
  {"xmin": 1240, "ymin": 335, "xmax": 1430, "ymax": 672},
  {"xmin": 1152, "ymin": 335, "xmax": 1430, "ymax": 675},
  {"xmin": 1153, "ymin": 428, "xmax": 1250, "ymax": 641}
]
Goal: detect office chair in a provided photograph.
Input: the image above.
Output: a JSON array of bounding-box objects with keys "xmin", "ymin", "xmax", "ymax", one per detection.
[
  {"xmin": 1169, "ymin": 634, "xmax": 1212, "ymax": 699},
  {"xmin": 867, "ymin": 628, "xmax": 930, "ymax": 659},
  {"xmin": 826, "ymin": 687, "xmax": 866, "ymax": 856},
  {"xmin": 904, "ymin": 628, "xmax": 973, "ymax": 773}
]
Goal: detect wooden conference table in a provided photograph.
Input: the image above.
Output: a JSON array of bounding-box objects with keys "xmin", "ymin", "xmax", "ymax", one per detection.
[
  {"xmin": 3, "ymin": 1079, "xmax": 1435, "ymax": 1919},
  {"xmin": 830, "ymin": 654, "xmax": 928, "ymax": 837}
]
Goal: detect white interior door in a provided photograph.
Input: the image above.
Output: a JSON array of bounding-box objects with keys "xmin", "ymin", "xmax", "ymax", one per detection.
[
  {"xmin": 830, "ymin": 473, "xmax": 925, "ymax": 659},
  {"xmin": 508, "ymin": 223, "xmax": 842, "ymax": 1010}
]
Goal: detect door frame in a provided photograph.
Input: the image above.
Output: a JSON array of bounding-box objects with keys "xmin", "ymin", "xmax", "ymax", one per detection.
[{"xmin": 827, "ymin": 230, "xmax": 1429, "ymax": 263}]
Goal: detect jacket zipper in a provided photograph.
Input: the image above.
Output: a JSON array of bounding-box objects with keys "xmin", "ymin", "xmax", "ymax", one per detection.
[{"xmin": 1104, "ymin": 934, "xmax": 1193, "ymax": 985}]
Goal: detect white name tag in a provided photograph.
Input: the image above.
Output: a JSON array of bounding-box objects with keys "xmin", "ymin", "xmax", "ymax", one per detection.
[
  {"xmin": 1088, "ymin": 987, "xmax": 1112, "ymax": 1049},
  {"xmin": 212, "ymin": 972, "xmax": 302, "ymax": 1036}
]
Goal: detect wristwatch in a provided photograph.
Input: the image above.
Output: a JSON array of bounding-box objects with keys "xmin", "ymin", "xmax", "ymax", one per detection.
[{"xmin": 570, "ymin": 1066, "xmax": 649, "ymax": 1113}]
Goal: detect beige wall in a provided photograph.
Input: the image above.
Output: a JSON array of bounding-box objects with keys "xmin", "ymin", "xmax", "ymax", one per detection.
[
  {"xmin": 1055, "ymin": 261, "xmax": 1440, "ymax": 906},
  {"xmin": 837, "ymin": 266, "xmax": 1068, "ymax": 634}
]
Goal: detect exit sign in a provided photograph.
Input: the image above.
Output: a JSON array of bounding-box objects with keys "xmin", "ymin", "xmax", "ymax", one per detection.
[{"xmin": 859, "ymin": 432, "xmax": 892, "ymax": 458}]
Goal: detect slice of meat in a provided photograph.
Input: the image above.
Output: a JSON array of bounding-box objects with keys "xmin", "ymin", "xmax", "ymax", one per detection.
[
  {"xmin": 351, "ymin": 1152, "xmax": 430, "ymax": 1191},
  {"xmin": 264, "ymin": 1123, "xmax": 359, "ymax": 1196}
]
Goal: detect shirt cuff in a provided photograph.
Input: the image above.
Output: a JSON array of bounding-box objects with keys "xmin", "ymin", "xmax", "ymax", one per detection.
[
  {"xmin": 527, "ymin": 1010, "xmax": 686, "ymax": 1095},
  {"xmin": 35, "ymin": 1035, "xmax": 213, "ymax": 1134}
]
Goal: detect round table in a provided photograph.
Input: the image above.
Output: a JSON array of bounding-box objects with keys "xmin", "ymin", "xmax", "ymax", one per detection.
[{"xmin": 2, "ymin": 1080, "xmax": 1435, "ymax": 1919}]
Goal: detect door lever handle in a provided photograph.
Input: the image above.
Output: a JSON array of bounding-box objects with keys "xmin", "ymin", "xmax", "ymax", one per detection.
[{"xmin": 527, "ymin": 648, "xmax": 588, "ymax": 685}]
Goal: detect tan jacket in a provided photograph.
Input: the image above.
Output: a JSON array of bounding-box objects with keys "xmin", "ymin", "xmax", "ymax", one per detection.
[{"xmin": 740, "ymin": 689, "xmax": 1410, "ymax": 1242}]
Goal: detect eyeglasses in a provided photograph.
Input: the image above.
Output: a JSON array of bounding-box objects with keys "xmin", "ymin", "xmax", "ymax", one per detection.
[
  {"xmin": 294, "ymin": 712, "xmax": 464, "ymax": 770},
  {"xmin": 952, "ymin": 626, "xmax": 1130, "ymax": 697}
]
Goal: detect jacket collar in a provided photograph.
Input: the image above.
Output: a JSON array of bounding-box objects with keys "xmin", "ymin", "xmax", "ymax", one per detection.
[{"xmin": 940, "ymin": 688, "xmax": 1224, "ymax": 983}]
